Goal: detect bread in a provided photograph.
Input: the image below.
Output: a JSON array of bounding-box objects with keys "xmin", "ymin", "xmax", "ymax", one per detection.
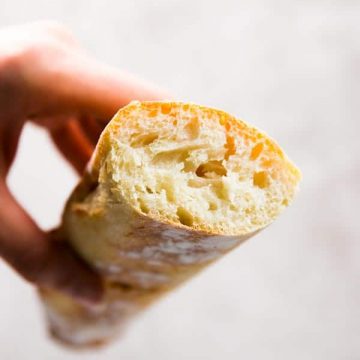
[{"xmin": 40, "ymin": 101, "xmax": 301, "ymax": 347}]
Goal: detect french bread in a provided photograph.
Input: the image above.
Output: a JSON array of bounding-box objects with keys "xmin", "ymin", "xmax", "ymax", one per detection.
[{"xmin": 40, "ymin": 101, "xmax": 301, "ymax": 347}]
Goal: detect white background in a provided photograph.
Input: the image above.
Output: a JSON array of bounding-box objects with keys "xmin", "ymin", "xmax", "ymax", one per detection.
[{"xmin": 1, "ymin": 1, "xmax": 359, "ymax": 359}]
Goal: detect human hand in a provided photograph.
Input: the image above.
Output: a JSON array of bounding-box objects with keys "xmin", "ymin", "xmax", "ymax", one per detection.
[{"xmin": 0, "ymin": 22, "xmax": 168, "ymax": 304}]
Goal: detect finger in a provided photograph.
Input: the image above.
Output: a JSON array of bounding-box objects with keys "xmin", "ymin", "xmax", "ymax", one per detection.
[
  {"xmin": 78, "ymin": 115, "xmax": 105, "ymax": 146},
  {"xmin": 44, "ymin": 58, "xmax": 172, "ymax": 120},
  {"xmin": 0, "ymin": 119, "xmax": 24, "ymax": 176},
  {"xmin": 49, "ymin": 118, "xmax": 94, "ymax": 174},
  {"xmin": 78, "ymin": 62, "xmax": 172, "ymax": 119},
  {"xmin": 0, "ymin": 179, "xmax": 103, "ymax": 304}
]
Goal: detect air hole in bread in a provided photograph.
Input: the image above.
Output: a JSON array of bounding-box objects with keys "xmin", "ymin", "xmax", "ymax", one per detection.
[
  {"xmin": 152, "ymin": 148, "xmax": 190, "ymax": 165},
  {"xmin": 139, "ymin": 199, "xmax": 150, "ymax": 214},
  {"xmin": 184, "ymin": 117, "xmax": 200, "ymax": 139},
  {"xmin": 224, "ymin": 135, "xmax": 236, "ymax": 160},
  {"xmin": 161, "ymin": 103, "xmax": 172, "ymax": 114},
  {"xmin": 209, "ymin": 202, "xmax": 218, "ymax": 211},
  {"xmin": 187, "ymin": 179, "xmax": 208, "ymax": 188},
  {"xmin": 212, "ymin": 183, "xmax": 228, "ymax": 201},
  {"xmin": 253, "ymin": 171, "xmax": 269, "ymax": 188},
  {"xmin": 131, "ymin": 133, "xmax": 159, "ymax": 147},
  {"xmin": 196, "ymin": 160, "xmax": 227, "ymax": 178},
  {"xmin": 162, "ymin": 184, "xmax": 175, "ymax": 203},
  {"xmin": 250, "ymin": 143, "xmax": 264, "ymax": 161},
  {"xmin": 177, "ymin": 207, "xmax": 193, "ymax": 226}
]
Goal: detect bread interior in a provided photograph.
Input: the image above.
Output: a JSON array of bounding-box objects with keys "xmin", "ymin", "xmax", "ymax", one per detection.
[{"xmin": 100, "ymin": 102, "xmax": 300, "ymax": 235}]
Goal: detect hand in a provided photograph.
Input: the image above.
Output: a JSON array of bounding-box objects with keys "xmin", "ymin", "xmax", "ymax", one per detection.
[{"xmin": 0, "ymin": 22, "xmax": 168, "ymax": 304}]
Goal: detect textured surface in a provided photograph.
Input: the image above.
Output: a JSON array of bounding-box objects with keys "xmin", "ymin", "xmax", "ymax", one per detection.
[{"xmin": 1, "ymin": 0, "xmax": 360, "ymax": 359}]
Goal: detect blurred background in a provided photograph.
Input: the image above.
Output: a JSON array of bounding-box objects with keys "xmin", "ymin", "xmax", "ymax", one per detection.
[{"xmin": 1, "ymin": 0, "xmax": 359, "ymax": 359}]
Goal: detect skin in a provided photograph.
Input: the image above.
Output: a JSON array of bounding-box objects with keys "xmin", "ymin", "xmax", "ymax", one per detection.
[{"xmin": 0, "ymin": 22, "xmax": 168, "ymax": 304}]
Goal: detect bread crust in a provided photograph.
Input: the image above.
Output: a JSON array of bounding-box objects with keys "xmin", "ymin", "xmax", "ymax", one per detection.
[{"xmin": 40, "ymin": 102, "xmax": 300, "ymax": 347}]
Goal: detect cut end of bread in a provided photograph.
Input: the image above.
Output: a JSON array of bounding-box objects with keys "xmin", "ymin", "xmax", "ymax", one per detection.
[{"xmin": 92, "ymin": 102, "xmax": 301, "ymax": 236}]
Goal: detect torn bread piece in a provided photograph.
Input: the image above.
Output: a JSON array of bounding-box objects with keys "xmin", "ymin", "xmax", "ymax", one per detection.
[{"xmin": 40, "ymin": 102, "xmax": 301, "ymax": 347}]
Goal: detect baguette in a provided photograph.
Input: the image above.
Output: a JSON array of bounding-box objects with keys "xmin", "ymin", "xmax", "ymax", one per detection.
[{"xmin": 40, "ymin": 101, "xmax": 301, "ymax": 347}]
